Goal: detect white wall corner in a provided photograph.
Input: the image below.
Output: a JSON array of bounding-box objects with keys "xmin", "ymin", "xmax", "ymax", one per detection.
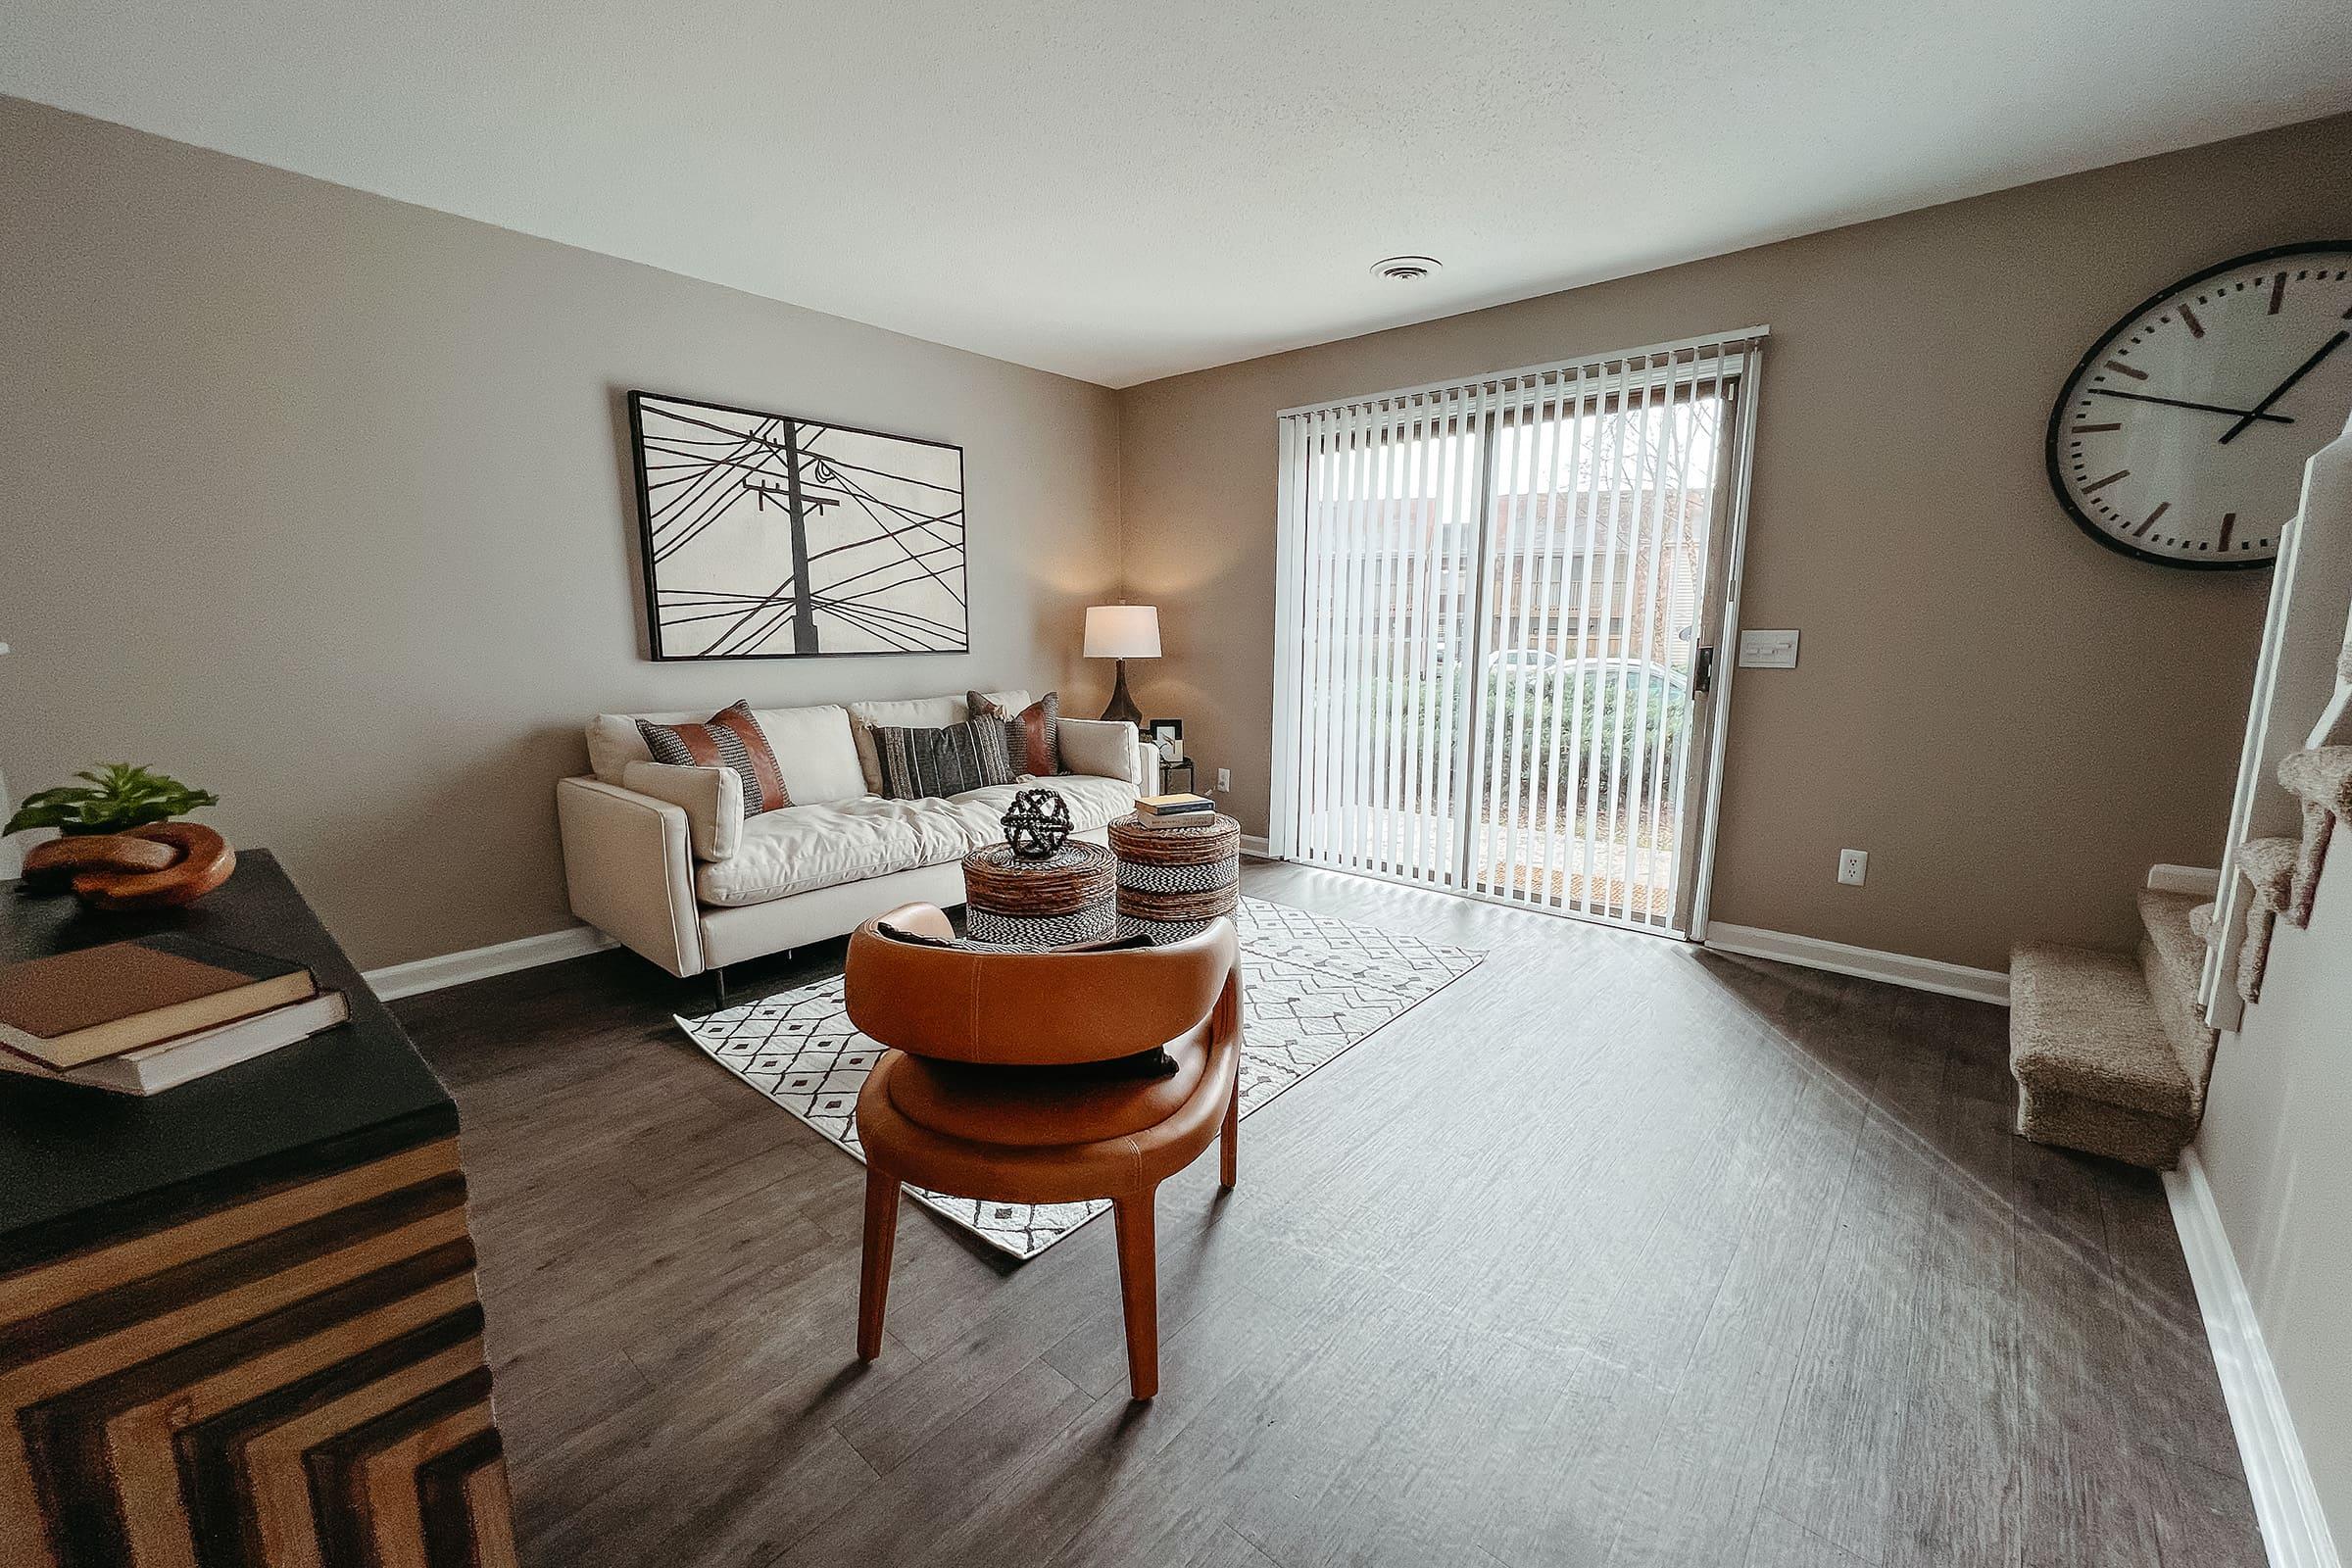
[
  {"xmin": 2166, "ymin": 1148, "xmax": 2344, "ymax": 1568},
  {"xmin": 364, "ymin": 924, "xmax": 614, "ymax": 1002},
  {"xmin": 1700, "ymin": 923, "xmax": 2010, "ymax": 1006}
]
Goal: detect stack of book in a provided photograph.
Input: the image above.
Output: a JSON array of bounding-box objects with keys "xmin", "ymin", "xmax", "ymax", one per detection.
[
  {"xmin": 1131, "ymin": 792, "xmax": 1217, "ymax": 831},
  {"xmin": 0, "ymin": 933, "xmax": 346, "ymax": 1096}
]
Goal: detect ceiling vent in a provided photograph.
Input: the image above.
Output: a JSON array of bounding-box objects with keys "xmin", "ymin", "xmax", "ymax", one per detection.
[{"xmin": 1370, "ymin": 256, "xmax": 1443, "ymax": 281}]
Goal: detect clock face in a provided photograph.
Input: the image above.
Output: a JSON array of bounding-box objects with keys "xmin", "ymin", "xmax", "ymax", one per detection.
[{"xmin": 2047, "ymin": 242, "xmax": 2352, "ymax": 569}]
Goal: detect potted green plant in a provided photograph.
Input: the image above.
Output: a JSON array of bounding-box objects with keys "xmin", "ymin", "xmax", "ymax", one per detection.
[{"xmin": 5, "ymin": 763, "xmax": 220, "ymax": 837}]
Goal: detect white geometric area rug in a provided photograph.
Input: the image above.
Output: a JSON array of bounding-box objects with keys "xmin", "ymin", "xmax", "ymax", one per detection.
[{"xmin": 677, "ymin": 897, "xmax": 1483, "ymax": 1259}]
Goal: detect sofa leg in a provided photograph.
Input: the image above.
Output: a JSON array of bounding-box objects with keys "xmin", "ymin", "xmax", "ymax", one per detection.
[{"xmin": 709, "ymin": 966, "xmax": 728, "ymax": 1009}]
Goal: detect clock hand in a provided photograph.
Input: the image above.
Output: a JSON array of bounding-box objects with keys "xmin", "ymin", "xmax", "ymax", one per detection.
[
  {"xmin": 2085, "ymin": 388, "xmax": 2295, "ymax": 424},
  {"xmin": 2219, "ymin": 329, "xmax": 2349, "ymax": 444}
]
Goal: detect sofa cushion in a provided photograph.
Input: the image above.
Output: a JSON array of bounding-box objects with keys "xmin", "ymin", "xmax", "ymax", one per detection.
[
  {"xmin": 848, "ymin": 690, "xmax": 1032, "ymax": 794},
  {"xmin": 587, "ymin": 704, "xmax": 865, "ymax": 806},
  {"xmin": 754, "ymin": 705, "xmax": 868, "ymax": 805},
  {"xmin": 1056, "ymin": 717, "xmax": 1144, "ymax": 789},
  {"xmin": 939, "ymin": 776, "xmax": 1137, "ymax": 848},
  {"xmin": 696, "ymin": 796, "xmax": 970, "ymax": 907},
  {"xmin": 692, "ymin": 772, "xmax": 1139, "ymax": 908},
  {"xmin": 620, "ymin": 760, "xmax": 743, "ymax": 861}
]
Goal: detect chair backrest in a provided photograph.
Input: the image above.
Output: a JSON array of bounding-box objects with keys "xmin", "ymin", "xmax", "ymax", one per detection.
[{"xmin": 845, "ymin": 905, "xmax": 1238, "ymax": 1065}]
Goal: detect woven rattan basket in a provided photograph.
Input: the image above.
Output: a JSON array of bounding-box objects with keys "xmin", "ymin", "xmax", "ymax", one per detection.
[
  {"xmin": 961, "ymin": 843, "xmax": 1116, "ymax": 947},
  {"xmin": 1108, "ymin": 813, "xmax": 1240, "ymax": 937}
]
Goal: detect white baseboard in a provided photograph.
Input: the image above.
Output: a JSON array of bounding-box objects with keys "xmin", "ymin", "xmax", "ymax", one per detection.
[
  {"xmin": 2149, "ymin": 863, "xmax": 2224, "ymax": 898},
  {"xmin": 1701, "ymin": 923, "xmax": 2010, "ymax": 1006},
  {"xmin": 364, "ymin": 924, "xmax": 614, "ymax": 1002},
  {"xmin": 2166, "ymin": 1149, "xmax": 2343, "ymax": 1568},
  {"xmin": 1240, "ymin": 833, "xmax": 1276, "ymax": 859}
]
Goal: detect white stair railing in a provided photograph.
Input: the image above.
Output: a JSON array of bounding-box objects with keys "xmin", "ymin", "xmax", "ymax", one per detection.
[{"xmin": 2204, "ymin": 411, "xmax": 2352, "ymax": 1030}]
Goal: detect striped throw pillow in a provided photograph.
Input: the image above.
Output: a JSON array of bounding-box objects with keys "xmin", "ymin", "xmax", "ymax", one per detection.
[
  {"xmin": 968, "ymin": 689, "xmax": 1061, "ymax": 776},
  {"xmin": 873, "ymin": 717, "xmax": 1014, "ymax": 801},
  {"xmin": 634, "ymin": 702, "xmax": 790, "ymax": 817}
]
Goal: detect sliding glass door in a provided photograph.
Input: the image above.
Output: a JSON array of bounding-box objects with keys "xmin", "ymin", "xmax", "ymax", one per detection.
[{"xmin": 1269, "ymin": 330, "xmax": 1765, "ymax": 935}]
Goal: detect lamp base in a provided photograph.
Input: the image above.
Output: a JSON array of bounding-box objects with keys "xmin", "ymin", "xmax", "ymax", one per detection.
[{"xmin": 1099, "ymin": 659, "xmax": 1145, "ymax": 729}]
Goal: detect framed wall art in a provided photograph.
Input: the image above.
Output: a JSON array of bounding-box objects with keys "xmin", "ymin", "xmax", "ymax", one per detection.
[{"xmin": 627, "ymin": 390, "xmax": 968, "ymax": 660}]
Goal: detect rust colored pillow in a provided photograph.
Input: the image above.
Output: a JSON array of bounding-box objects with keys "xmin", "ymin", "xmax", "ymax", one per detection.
[
  {"xmin": 969, "ymin": 690, "xmax": 1061, "ymax": 776},
  {"xmin": 635, "ymin": 701, "xmax": 790, "ymax": 817}
]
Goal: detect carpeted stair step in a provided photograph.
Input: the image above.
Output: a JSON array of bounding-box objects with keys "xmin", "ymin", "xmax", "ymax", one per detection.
[
  {"xmin": 2233, "ymin": 836, "xmax": 2299, "ymax": 1003},
  {"xmin": 2134, "ymin": 888, "xmax": 2220, "ymax": 1113},
  {"xmin": 2009, "ymin": 942, "xmax": 2196, "ymax": 1170},
  {"xmin": 2239, "ymin": 836, "xmax": 2296, "ymax": 908},
  {"xmin": 2188, "ymin": 902, "xmax": 2215, "ymax": 942},
  {"xmin": 2278, "ymin": 745, "xmax": 2352, "ymax": 924}
]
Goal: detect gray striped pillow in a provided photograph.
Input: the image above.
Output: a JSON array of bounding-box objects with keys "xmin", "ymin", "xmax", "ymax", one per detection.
[{"xmin": 873, "ymin": 717, "xmax": 1015, "ymax": 800}]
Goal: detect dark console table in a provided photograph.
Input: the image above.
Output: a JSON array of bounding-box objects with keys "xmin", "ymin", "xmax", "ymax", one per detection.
[{"xmin": 0, "ymin": 851, "xmax": 517, "ymax": 1566}]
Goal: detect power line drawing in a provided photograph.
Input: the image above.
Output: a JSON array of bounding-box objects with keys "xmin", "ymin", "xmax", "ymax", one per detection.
[{"xmin": 627, "ymin": 391, "xmax": 968, "ymax": 660}]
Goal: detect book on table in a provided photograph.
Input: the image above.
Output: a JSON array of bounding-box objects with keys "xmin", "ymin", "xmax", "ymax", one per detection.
[
  {"xmin": 0, "ymin": 990, "xmax": 350, "ymax": 1096},
  {"xmin": 1136, "ymin": 792, "xmax": 1215, "ymax": 817},
  {"xmin": 0, "ymin": 933, "xmax": 318, "ymax": 1070},
  {"xmin": 1129, "ymin": 812, "xmax": 1220, "ymax": 832}
]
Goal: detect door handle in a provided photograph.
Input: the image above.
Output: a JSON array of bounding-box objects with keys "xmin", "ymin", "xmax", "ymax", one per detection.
[{"xmin": 1693, "ymin": 645, "xmax": 1716, "ymax": 696}]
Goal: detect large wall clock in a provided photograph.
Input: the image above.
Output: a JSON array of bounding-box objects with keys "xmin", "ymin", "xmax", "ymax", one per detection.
[{"xmin": 2047, "ymin": 241, "xmax": 2352, "ymax": 569}]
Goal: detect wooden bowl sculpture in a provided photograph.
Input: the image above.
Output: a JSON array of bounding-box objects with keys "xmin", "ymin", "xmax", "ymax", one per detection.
[{"xmin": 22, "ymin": 823, "xmax": 236, "ymax": 909}]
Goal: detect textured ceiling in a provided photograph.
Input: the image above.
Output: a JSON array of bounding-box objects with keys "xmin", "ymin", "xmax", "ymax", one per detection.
[{"xmin": 7, "ymin": 1, "xmax": 2350, "ymax": 386}]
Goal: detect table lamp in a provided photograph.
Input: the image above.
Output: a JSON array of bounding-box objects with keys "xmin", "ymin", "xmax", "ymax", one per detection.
[{"xmin": 1083, "ymin": 605, "xmax": 1159, "ymax": 728}]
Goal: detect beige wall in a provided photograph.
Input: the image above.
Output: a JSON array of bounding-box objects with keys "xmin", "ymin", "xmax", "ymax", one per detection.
[
  {"xmin": 2199, "ymin": 865, "xmax": 2352, "ymax": 1541},
  {"xmin": 0, "ymin": 98, "xmax": 1123, "ymax": 969},
  {"xmin": 9, "ymin": 95, "xmax": 2352, "ymax": 979},
  {"xmin": 1119, "ymin": 114, "xmax": 2352, "ymax": 971}
]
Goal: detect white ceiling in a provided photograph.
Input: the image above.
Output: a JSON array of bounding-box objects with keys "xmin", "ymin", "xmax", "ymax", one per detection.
[{"xmin": 7, "ymin": 2, "xmax": 2350, "ymax": 387}]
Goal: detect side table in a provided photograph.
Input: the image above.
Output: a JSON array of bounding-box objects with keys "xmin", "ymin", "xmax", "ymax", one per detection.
[
  {"xmin": 1108, "ymin": 812, "xmax": 1242, "ymax": 941},
  {"xmin": 961, "ymin": 841, "xmax": 1116, "ymax": 948}
]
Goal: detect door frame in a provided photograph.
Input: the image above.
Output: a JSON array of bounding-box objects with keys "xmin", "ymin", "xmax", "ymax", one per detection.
[
  {"xmin": 1268, "ymin": 329, "xmax": 1770, "ymax": 939},
  {"xmin": 1678, "ymin": 350, "xmax": 1766, "ymax": 942}
]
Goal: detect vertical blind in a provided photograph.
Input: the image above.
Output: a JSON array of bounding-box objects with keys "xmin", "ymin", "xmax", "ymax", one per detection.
[{"xmin": 1269, "ymin": 327, "xmax": 1766, "ymax": 928}]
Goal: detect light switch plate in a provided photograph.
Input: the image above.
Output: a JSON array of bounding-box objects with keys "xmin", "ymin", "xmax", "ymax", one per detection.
[{"xmin": 1738, "ymin": 629, "xmax": 1799, "ymax": 668}]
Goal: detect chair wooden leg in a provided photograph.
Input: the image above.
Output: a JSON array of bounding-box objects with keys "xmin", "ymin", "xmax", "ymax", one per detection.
[
  {"xmin": 1219, "ymin": 1079, "xmax": 1240, "ymax": 1191},
  {"xmin": 858, "ymin": 1166, "xmax": 901, "ymax": 1361},
  {"xmin": 1112, "ymin": 1190, "xmax": 1160, "ymax": 1400}
]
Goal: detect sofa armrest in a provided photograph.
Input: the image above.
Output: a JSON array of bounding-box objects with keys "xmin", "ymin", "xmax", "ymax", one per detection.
[
  {"xmin": 556, "ymin": 775, "xmax": 706, "ymax": 977},
  {"xmin": 1057, "ymin": 718, "xmax": 1147, "ymax": 791}
]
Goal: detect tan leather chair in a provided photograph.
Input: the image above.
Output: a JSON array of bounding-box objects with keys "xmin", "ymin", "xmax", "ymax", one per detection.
[{"xmin": 844, "ymin": 903, "xmax": 1243, "ymax": 1399}]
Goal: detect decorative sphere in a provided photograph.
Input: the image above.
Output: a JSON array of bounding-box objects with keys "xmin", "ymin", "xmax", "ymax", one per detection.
[{"xmin": 1003, "ymin": 788, "xmax": 1074, "ymax": 858}]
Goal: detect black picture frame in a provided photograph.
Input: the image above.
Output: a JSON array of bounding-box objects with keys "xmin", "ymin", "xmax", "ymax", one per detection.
[
  {"xmin": 627, "ymin": 389, "xmax": 970, "ymax": 660},
  {"xmin": 1148, "ymin": 717, "xmax": 1185, "ymax": 762}
]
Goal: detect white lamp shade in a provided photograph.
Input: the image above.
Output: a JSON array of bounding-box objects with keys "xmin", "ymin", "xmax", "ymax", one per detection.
[{"xmin": 1083, "ymin": 605, "xmax": 1161, "ymax": 660}]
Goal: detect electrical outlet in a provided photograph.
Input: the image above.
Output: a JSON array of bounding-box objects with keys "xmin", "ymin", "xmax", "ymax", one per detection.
[
  {"xmin": 1838, "ymin": 849, "xmax": 1868, "ymax": 886},
  {"xmin": 1215, "ymin": 768, "xmax": 1231, "ymax": 792}
]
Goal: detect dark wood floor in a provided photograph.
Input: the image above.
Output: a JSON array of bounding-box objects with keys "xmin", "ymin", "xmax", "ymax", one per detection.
[{"xmin": 399, "ymin": 863, "xmax": 2261, "ymax": 1568}]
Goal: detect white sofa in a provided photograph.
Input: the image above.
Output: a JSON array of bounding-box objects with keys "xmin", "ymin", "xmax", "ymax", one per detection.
[{"xmin": 556, "ymin": 690, "xmax": 1148, "ymax": 985}]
